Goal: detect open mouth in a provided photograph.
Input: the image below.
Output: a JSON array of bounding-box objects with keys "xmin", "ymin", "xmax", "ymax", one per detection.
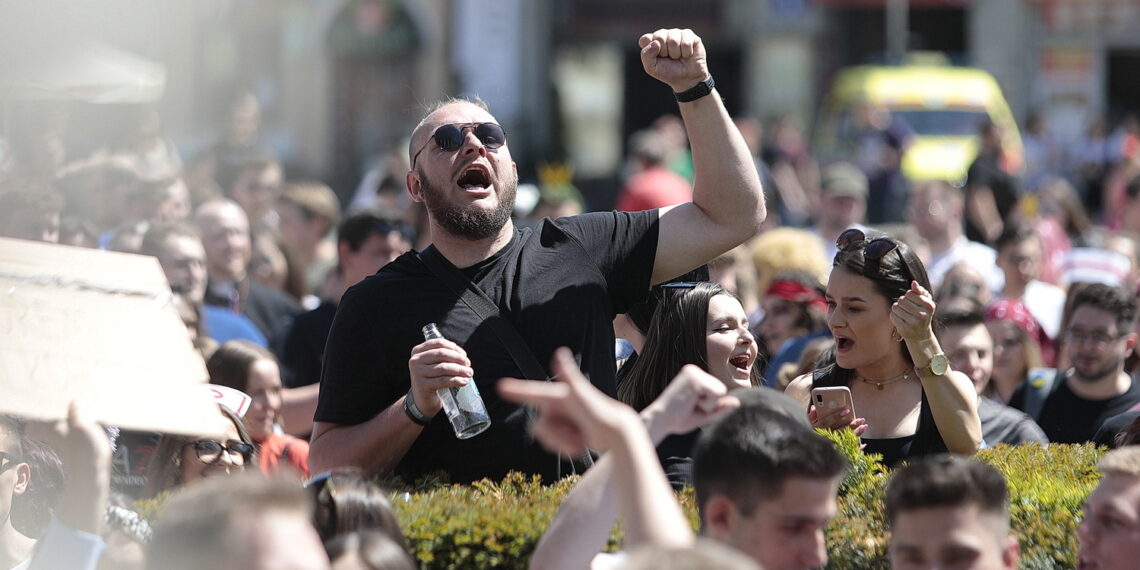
[
  {"xmin": 836, "ymin": 337, "xmax": 854, "ymax": 351},
  {"xmin": 729, "ymin": 354, "xmax": 751, "ymax": 371},
  {"xmin": 457, "ymin": 166, "xmax": 491, "ymax": 190}
]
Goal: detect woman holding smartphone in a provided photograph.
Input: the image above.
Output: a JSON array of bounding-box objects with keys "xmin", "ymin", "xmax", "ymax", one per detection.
[{"xmin": 786, "ymin": 229, "xmax": 982, "ymax": 466}]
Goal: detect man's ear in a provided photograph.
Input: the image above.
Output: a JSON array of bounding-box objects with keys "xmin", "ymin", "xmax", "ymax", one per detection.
[
  {"xmin": 1126, "ymin": 332, "xmax": 1138, "ymax": 352},
  {"xmin": 701, "ymin": 494, "xmax": 738, "ymax": 539},
  {"xmin": 1002, "ymin": 535, "xmax": 1020, "ymax": 569},
  {"xmin": 406, "ymin": 171, "xmax": 425, "ymax": 204},
  {"xmin": 12, "ymin": 462, "xmax": 30, "ymax": 496}
]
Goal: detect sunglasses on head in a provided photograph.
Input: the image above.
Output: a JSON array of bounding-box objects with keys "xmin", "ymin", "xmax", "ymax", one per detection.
[
  {"xmin": 835, "ymin": 228, "xmax": 900, "ymax": 276},
  {"xmin": 411, "ymin": 122, "xmax": 507, "ymax": 168}
]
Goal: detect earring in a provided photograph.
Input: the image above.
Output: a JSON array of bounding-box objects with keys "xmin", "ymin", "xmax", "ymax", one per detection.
[{"xmin": 891, "ymin": 329, "xmax": 903, "ymax": 342}]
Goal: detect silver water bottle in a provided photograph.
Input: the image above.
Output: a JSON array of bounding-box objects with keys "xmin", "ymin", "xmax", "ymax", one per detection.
[{"xmin": 423, "ymin": 323, "xmax": 491, "ymax": 439}]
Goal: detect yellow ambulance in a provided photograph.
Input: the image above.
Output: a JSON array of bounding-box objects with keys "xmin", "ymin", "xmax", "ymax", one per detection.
[{"xmin": 814, "ymin": 63, "xmax": 1023, "ymax": 184}]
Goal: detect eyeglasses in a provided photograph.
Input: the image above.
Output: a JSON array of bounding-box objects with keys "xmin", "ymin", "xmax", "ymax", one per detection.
[
  {"xmin": 835, "ymin": 228, "xmax": 900, "ymax": 276},
  {"xmin": 185, "ymin": 439, "xmax": 254, "ymax": 465},
  {"xmin": 0, "ymin": 451, "xmax": 20, "ymax": 475},
  {"xmin": 1065, "ymin": 328, "xmax": 1127, "ymax": 347},
  {"xmin": 411, "ymin": 122, "xmax": 507, "ymax": 168}
]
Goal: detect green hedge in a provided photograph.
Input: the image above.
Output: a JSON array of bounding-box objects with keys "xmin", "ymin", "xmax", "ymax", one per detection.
[{"xmin": 392, "ymin": 433, "xmax": 1104, "ymax": 569}]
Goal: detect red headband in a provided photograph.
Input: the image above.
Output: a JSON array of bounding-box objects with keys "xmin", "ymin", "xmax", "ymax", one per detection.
[
  {"xmin": 985, "ymin": 298, "xmax": 1055, "ymax": 366},
  {"xmin": 766, "ymin": 280, "xmax": 827, "ymax": 313}
]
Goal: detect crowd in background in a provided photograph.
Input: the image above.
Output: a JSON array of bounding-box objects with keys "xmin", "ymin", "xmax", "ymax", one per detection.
[{"xmin": 7, "ymin": 74, "xmax": 1140, "ymax": 569}]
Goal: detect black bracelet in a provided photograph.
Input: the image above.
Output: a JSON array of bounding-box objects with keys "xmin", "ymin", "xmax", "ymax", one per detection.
[
  {"xmin": 674, "ymin": 75, "xmax": 715, "ymax": 103},
  {"xmin": 403, "ymin": 389, "xmax": 434, "ymax": 426}
]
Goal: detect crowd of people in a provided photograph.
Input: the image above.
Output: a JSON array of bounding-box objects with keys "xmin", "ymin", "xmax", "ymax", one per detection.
[{"xmin": 7, "ymin": 24, "xmax": 1140, "ymax": 570}]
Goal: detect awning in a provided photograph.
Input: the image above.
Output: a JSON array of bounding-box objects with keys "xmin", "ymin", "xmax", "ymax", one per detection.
[{"xmin": 0, "ymin": 39, "xmax": 166, "ymax": 103}]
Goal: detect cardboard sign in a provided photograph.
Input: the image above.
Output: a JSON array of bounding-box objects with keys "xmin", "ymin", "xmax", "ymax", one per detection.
[{"xmin": 0, "ymin": 237, "xmax": 229, "ymax": 438}]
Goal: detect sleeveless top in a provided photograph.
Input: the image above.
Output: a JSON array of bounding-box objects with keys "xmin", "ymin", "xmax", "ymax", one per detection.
[{"xmin": 812, "ymin": 365, "xmax": 948, "ymax": 467}]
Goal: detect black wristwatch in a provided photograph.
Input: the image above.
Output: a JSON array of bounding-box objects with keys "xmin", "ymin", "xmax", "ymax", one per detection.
[
  {"xmin": 403, "ymin": 389, "xmax": 435, "ymax": 426},
  {"xmin": 674, "ymin": 75, "xmax": 715, "ymax": 103}
]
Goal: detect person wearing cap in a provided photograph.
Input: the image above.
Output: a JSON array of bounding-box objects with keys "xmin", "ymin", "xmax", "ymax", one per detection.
[
  {"xmin": 276, "ymin": 181, "xmax": 342, "ymax": 299},
  {"xmin": 811, "ymin": 162, "xmax": 868, "ymax": 260}
]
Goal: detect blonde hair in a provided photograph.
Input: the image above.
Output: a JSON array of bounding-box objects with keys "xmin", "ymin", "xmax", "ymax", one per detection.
[
  {"xmin": 1099, "ymin": 446, "xmax": 1140, "ymax": 476},
  {"xmin": 280, "ymin": 181, "xmax": 341, "ymax": 229},
  {"xmin": 751, "ymin": 228, "xmax": 828, "ymax": 295}
]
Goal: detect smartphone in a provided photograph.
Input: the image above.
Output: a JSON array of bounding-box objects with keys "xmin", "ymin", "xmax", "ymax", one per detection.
[{"xmin": 811, "ymin": 386, "xmax": 856, "ymax": 424}]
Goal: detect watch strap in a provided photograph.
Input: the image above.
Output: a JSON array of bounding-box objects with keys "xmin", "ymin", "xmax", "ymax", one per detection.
[
  {"xmin": 403, "ymin": 389, "xmax": 434, "ymax": 426},
  {"xmin": 674, "ymin": 75, "xmax": 715, "ymax": 103}
]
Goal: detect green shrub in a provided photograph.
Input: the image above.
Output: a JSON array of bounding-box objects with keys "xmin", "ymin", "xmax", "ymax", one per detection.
[
  {"xmin": 392, "ymin": 438, "xmax": 1103, "ymax": 569},
  {"xmin": 129, "ymin": 442, "xmax": 1107, "ymax": 567},
  {"xmin": 814, "ymin": 430, "xmax": 1103, "ymax": 569}
]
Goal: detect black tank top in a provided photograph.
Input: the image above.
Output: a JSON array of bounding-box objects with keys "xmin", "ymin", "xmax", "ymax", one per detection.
[{"xmin": 812, "ymin": 365, "xmax": 948, "ymax": 467}]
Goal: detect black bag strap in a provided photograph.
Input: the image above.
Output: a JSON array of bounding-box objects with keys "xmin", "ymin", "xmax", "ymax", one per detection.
[
  {"xmin": 418, "ymin": 246, "xmax": 550, "ymax": 381},
  {"xmin": 417, "ymin": 246, "xmax": 593, "ymax": 475}
]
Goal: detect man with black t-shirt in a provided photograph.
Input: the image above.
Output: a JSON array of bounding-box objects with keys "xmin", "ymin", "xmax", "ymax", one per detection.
[
  {"xmin": 308, "ymin": 29, "xmax": 765, "ymax": 483},
  {"xmin": 1010, "ymin": 283, "xmax": 1140, "ymax": 443}
]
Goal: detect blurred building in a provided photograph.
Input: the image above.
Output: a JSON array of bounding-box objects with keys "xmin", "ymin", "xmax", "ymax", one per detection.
[{"xmin": 3, "ymin": 0, "xmax": 1137, "ymax": 207}]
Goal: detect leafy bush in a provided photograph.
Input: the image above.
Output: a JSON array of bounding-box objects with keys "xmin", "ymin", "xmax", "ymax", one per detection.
[
  {"xmin": 393, "ymin": 438, "xmax": 1103, "ymax": 569},
  {"xmin": 132, "ymin": 439, "xmax": 1103, "ymax": 568}
]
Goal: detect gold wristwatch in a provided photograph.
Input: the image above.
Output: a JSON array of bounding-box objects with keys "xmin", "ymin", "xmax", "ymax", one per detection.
[{"xmin": 916, "ymin": 353, "xmax": 949, "ymax": 378}]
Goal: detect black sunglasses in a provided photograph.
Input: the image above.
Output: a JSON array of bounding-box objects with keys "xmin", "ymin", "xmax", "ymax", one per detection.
[
  {"xmin": 835, "ymin": 228, "xmax": 900, "ymax": 276},
  {"xmin": 0, "ymin": 451, "xmax": 20, "ymax": 475},
  {"xmin": 411, "ymin": 122, "xmax": 507, "ymax": 168},
  {"xmin": 186, "ymin": 439, "xmax": 255, "ymax": 465}
]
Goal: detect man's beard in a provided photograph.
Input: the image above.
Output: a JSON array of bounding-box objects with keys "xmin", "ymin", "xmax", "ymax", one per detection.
[
  {"xmin": 1072, "ymin": 355, "xmax": 1122, "ymax": 384},
  {"xmin": 421, "ymin": 175, "xmax": 517, "ymax": 241}
]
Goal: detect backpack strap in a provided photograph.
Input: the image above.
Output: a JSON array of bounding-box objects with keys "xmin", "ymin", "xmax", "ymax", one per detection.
[
  {"xmin": 418, "ymin": 246, "xmax": 551, "ymax": 382},
  {"xmin": 416, "ymin": 246, "xmax": 593, "ymax": 473},
  {"xmin": 1022, "ymin": 367, "xmax": 1062, "ymax": 421}
]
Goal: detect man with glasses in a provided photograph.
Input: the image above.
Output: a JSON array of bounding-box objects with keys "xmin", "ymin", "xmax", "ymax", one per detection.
[
  {"xmin": 1009, "ymin": 283, "xmax": 1140, "ymax": 443},
  {"xmin": 310, "ymin": 28, "xmax": 765, "ymax": 483}
]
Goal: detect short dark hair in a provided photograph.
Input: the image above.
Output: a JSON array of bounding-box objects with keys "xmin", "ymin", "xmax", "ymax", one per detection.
[
  {"xmin": 934, "ymin": 305, "xmax": 986, "ymax": 335},
  {"xmin": 885, "ymin": 455, "xmax": 1009, "ymax": 529},
  {"xmin": 337, "ymin": 211, "xmax": 412, "ymax": 254},
  {"xmin": 692, "ymin": 407, "xmax": 847, "ymax": 516},
  {"xmin": 994, "ymin": 222, "xmax": 1036, "ymax": 252},
  {"xmin": 1070, "ymin": 282, "xmax": 1138, "ymax": 334}
]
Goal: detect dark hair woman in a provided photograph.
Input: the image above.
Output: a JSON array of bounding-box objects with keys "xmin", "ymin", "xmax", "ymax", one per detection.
[
  {"xmin": 617, "ymin": 281, "xmax": 760, "ymax": 486},
  {"xmin": 207, "ymin": 340, "xmax": 310, "ymax": 477},
  {"xmin": 786, "ymin": 229, "xmax": 982, "ymax": 467}
]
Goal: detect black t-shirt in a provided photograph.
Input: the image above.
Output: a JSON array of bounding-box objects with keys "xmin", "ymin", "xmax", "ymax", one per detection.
[
  {"xmin": 281, "ymin": 300, "xmax": 339, "ymax": 388},
  {"xmin": 1031, "ymin": 378, "xmax": 1140, "ymax": 444},
  {"xmin": 964, "ymin": 152, "xmax": 1019, "ymax": 243},
  {"xmin": 316, "ymin": 211, "xmax": 659, "ymax": 483},
  {"xmin": 1093, "ymin": 411, "xmax": 1140, "ymax": 447}
]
